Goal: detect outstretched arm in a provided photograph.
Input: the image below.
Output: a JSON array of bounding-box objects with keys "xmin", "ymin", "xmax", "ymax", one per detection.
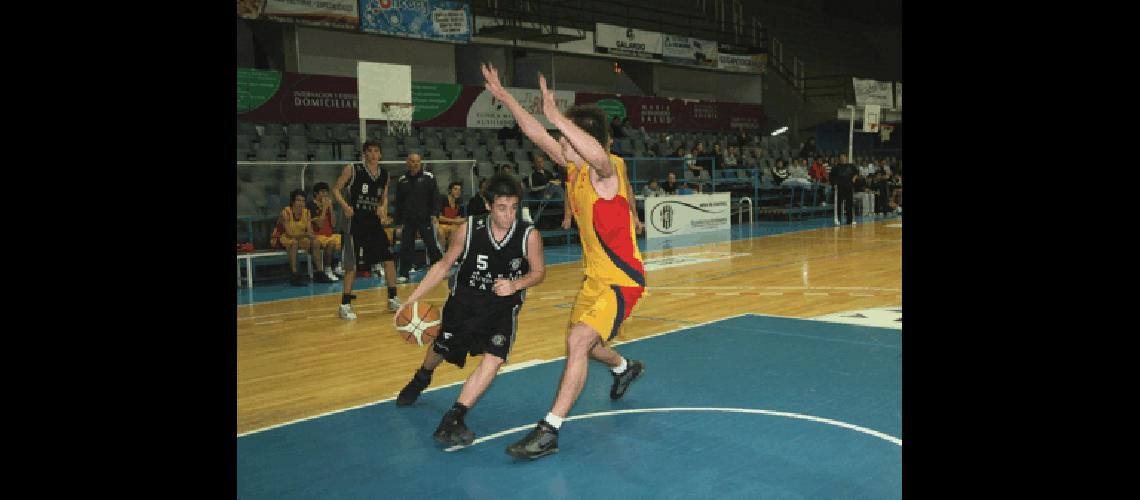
[
  {"xmin": 481, "ymin": 63, "xmax": 566, "ymax": 166},
  {"xmin": 539, "ymin": 73, "xmax": 613, "ymax": 178},
  {"xmin": 393, "ymin": 220, "xmax": 468, "ymax": 325}
]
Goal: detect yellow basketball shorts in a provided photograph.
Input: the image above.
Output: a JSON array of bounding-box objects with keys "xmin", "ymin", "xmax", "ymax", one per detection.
[
  {"xmin": 316, "ymin": 234, "xmax": 342, "ymax": 251},
  {"xmin": 568, "ymin": 277, "xmax": 644, "ymax": 342}
]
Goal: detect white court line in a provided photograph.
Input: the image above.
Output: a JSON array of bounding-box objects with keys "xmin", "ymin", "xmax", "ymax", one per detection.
[
  {"xmin": 237, "ymin": 313, "xmax": 752, "ymax": 438},
  {"xmin": 445, "ymin": 407, "xmax": 902, "ymax": 452}
]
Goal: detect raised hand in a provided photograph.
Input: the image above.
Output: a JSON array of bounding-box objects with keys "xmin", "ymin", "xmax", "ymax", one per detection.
[
  {"xmin": 538, "ymin": 72, "xmax": 561, "ymax": 122},
  {"xmin": 481, "ymin": 63, "xmax": 510, "ymax": 100}
]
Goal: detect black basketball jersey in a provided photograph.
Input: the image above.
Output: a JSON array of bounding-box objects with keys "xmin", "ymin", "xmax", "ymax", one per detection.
[
  {"xmin": 346, "ymin": 163, "xmax": 389, "ymax": 217},
  {"xmin": 449, "ymin": 215, "xmax": 533, "ymax": 304}
]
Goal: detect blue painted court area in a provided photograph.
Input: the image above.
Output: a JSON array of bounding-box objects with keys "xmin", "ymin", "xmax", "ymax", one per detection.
[
  {"xmin": 236, "ymin": 314, "xmax": 901, "ymax": 499},
  {"xmin": 237, "ymin": 215, "xmax": 897, "ymax": 306}
]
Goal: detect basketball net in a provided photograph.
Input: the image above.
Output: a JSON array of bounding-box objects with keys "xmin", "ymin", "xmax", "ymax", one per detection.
[
  {"xmin": 879, "ymin": 124, "xmax": 894, "ymax": 142},
  {"xmin": 383, "ymin": 103, "xmax": 415, "ymax": 136}
]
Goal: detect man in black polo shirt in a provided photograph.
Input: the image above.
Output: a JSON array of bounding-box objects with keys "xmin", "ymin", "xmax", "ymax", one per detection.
[
  {"xmin": 829, "ymin": 153, "xmax": 858, "ymax": 225},
  {"xmin": 395, "ymin": 153, "xmax": 443, "ymax": 283}
]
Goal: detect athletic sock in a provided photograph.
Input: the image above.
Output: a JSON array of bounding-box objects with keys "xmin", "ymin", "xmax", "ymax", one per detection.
[
  {"xmin": 388, "ymin": 287, "xmax": 397, "ymax": 299},
  {"xmin": 611, "ymin": 357, "xmax": 628, "ymax": 375},
  {"xmin": 543, "ymin": 413, "xmax": 563, "ymax": 429}
]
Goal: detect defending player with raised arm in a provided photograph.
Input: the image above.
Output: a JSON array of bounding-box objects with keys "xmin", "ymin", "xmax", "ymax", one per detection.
[{"xmin": 482, "ymin": 62, "xmax": 648, "ymax": 460}]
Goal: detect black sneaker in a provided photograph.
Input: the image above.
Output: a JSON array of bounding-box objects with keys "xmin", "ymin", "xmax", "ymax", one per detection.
[
  {"xmin": 505, "ymin": 420, "xmax": 559, "ymax": 459},
  {"xmin": 396, "ymin": 369, "xmax": 432, "ymax": 406},
  {"xmin": 433, "ymin": 409, "xmax": 475, "ymax": 446},
  {"xmin": 609, "ymin": 360, "xmax": 644, "ymax": 400},
  {"xmin": 313, "ymin": 272, "xmax": 333, "ymax": 283}
]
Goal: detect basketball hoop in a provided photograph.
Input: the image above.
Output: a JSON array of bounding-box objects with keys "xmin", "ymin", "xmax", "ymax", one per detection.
[{"xmin": 382, "ymin": 102, "xmax": 415, "ymax": 136}]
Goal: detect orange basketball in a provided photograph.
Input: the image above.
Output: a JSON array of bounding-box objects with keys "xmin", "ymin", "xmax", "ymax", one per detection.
[{"xmin": 395, "ymin": 301, "xmax": 442, "ymax": 346}]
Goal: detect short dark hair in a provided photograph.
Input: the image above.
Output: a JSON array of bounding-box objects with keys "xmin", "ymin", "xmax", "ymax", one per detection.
[
  {"xmin": 448, "ymin": 181, "xmax": 462, "ymax": 190},
  {"xmin": 289, "ymin": 189, "xmax": 306, "ymax": 203},
  {"xmin": 486, "ymin": 173, "xmax": 521, "ymax": 203},
  {"xmin": 313, "ymin": 182, "xmax": 330, "ymax": 193},
  {"xmin": 362, "ymin": 139, "xmax": 382, "ymax": 152},
  {"xmin": 564, "ymin": 104, "xmax": 610, "ymax": 145}
]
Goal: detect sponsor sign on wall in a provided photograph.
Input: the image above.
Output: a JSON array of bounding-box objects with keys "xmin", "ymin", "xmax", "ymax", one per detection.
[
  {"xmin": 360, "ymin": 0, "xmax": 471, "ymax": 43},
  {"xmin": 662, "ymin": 34, "xmax": 718, "ymax": 68},
  {"xmin": 595, "ymin": 22, "xmax": 663, "ymax": 60},
  {"xmin": 258, "ymin": 0, "xmax": 360, "ymax": 30},
  {"xmin": 644, "ymin": 193, "xmax": 731, "ymax": 252},
  {"xmin": 466, "ymin": 87, "xmax": 576, "ymax": 129}
]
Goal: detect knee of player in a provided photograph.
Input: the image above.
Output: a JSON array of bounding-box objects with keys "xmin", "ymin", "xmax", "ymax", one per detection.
[{"xmin": 566, "ymin": 324, "xmax": 599, "ymax": 351}]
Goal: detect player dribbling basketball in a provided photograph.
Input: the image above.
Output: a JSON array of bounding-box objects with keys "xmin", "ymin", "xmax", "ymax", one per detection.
[{"xmin": 392, "ymin": 173, "xmax": 546, "ymax": 447}]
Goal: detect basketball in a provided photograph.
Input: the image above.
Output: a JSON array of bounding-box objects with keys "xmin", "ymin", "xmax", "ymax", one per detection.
[{"xmin": 395, "ymin": 301, "xmax": 441, "ymax": 346}]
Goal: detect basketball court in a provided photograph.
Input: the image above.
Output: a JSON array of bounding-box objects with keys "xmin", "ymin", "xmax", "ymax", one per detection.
[{"xmin": 237, "ymin": 217, "xmax": 902, "ymax": 498}]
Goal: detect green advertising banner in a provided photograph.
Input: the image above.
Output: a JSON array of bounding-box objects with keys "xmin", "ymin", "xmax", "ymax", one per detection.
[
  {"xmin": 237, "ymin": 68, "xmax": 282, "ymax": 113},
  {"xmin": 595, "ymin": 98, "xmax": 627, "ymax": 122},
  {"xmin": 411, "ymin": 82, "xmax": 462, "ymax": 121}
]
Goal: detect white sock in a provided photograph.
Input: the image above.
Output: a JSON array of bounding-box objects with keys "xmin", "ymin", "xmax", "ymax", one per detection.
[
  {"xmin": 544, "ymin": 413, "xmax": 563, "ymax": 429},
  {"xmin": 611, "ymin": 357, "xmax": 628, "ymax": 375}
]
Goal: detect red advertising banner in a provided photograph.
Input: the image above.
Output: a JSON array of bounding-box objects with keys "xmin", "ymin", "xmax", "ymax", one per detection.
[
  {"xmin": 238, "ymin": 70, "xmax": 763, "ymax": 132},
  {"xmin": 574, "ymin": 93, "xmax": 764, "ymax": 132}
]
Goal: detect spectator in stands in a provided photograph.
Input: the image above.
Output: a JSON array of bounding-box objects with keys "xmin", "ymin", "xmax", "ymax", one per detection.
[
  {"xmin": 724, "ymin": 146, "xmax": 740, "ymax": 167},
  {"xmin": 677, "ymin": 182, "xmax": 696, "ymax": 195},
  {"xmin": 661, "ymin": 171, "xmax": 681, "ymax": 194},
  {"xmin": 771, "ymin": 159, "xmax": 790, "ymax": 186},
  {"xmin": 736, "ymin": 126, "xmax": 751, "ymax": 148},
  {"xmin": 859, "ymin": 157, "xmax": 876, "ymax": 181},
  {"xmin": 395, "ymin": 153, "xmax": 443, "ymax": 283},
  {"xmin": 799, "ymin": 137, "xmax": 818, "ymax": 158},
  {"xmin": 277, "ymin": 189, "xmax": 331, "ymax": 286},
  {"xmin": 438, "ymin": 181, "xmax": 465, "ymax": 252},
  {"xmin": 691, "ymin": 142, "xmax": 710, "ymax": 175},
  {"xmin": 311, "ymin": 182, "xmax": 341, "ymax": 282},
  {"xmin": 831, "ymin": 154, "xmax": 858, "ymax": 224},
  {"xmin": 467, "ymin": 177, "xmax": 490, "ymax": 217},
  {"xmin": 528, "ymin": 155, "xmax": 564, "ymax": 200},
  {"xmin": 786, "ymin": 159, "xmax": 811, "ymax": 187},
  {"xmin": 642, "ymin": 178, "xmax": 665, "ymax": 197},
  {"xmin": 809, "ymin": 158, "xmax": 830, "ymax": 206},
  {"xmin": 611, "ymin": 116, "xmax": 626, "ymax": 139},
  {"xmin": 889, "ymin": 173, "xmax": 902, "ymax": 213},
  {"xmin": 711, "ymin": 144, "xmax": 727, "ymax": 171}
]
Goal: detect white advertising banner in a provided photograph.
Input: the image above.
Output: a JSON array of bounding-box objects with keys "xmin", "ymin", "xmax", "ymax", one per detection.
[
  {"xmin": 466, "ymin": 87, "xmax": 576, "ymax": 129},
  {"xmin": 662, "ymin": 34, "xmax": 718, "ymax": 67},
  {"xmin": 894, "ymin": 82, "xmax": 902, "ymax": 110},
  {"xmin": 645, "ymin": 193, "xmax": 732, "ymax": 252},
  {"xmin": 717, "ymin": 52, "xmax": 766, "ymax": 73},
  {"xmin": 852, "ymin": 78, "xmax": 894, "ymax": 108},
  {"xmin": 595, "ymin": 22, "xmax": 663, "ymax": 60}
]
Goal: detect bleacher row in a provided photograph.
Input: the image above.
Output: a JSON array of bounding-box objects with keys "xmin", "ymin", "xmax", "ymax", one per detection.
[{"xmin": 237, "ymin": 122, "xmax": 816, "ymax": 171}]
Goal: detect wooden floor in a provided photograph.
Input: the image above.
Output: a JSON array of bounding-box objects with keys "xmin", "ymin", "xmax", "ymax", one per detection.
[{"xmin": 237, "ymin": 219, "xmax": 901, "ymax": 435}]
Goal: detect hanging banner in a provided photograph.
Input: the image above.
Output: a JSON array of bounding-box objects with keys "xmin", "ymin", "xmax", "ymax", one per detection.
[
  {"xmin": 236, "ymin": 70, "xmax": 763, "ymax": 130},
  {"xmin": 257, "ymin": 0, "xmax": 359, "ymax": 30},
  {"xmin": 853, "ymin": 78, "xmax": 894, "ymax": 108},
  {"xmin": 359, "ymin": 0, "xmax": 471, "ymax": 43},
  {"xmin": 595, "ymin": 23, "xmax": 663, "ymax": 60},
  {"xmin": 466, "ymin": 87, "xmax": 576, "ymax": 129},
  {"xmin": 575, "ymin": 93, "xmax": 763, "ymax": 132},
  {"xmin": 717, "ymin": 52, "xmax": 766, "ymax": 73},
  {"xmin": 894, "ymin": 82, "xmax": 902, "ymax": 110},
  {"xmin": 662, "ymin": 34, "xmax": 718, "ymax": 68}
]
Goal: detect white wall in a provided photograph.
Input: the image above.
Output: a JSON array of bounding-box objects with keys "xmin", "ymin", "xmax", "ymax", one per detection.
[{"xmin": 294, "ymin": 27, "xmax": 457, "ymax": 83}]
